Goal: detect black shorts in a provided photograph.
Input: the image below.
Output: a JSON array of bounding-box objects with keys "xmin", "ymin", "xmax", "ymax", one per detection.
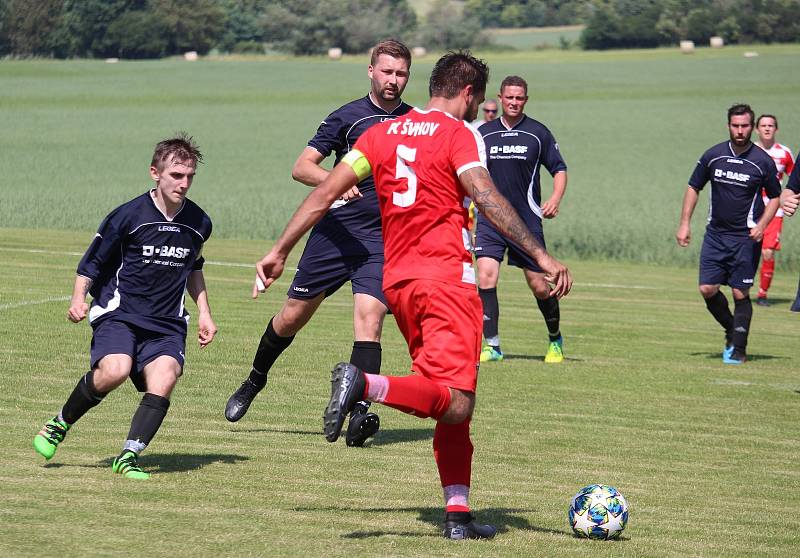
[
  {"xmin": 288, "ymin": 232, "xmax": 387, "ymax": 306},
  {"xmin": 699, "ymin": 229, "xmax": 761, "ymax": 290},
  {"xmin": 90, "ymin": 318, "xmax": 186, "ymax": 392},
  {"xmin": 474, "ymin": 217, "xmax": 546, "ymax": 272}
]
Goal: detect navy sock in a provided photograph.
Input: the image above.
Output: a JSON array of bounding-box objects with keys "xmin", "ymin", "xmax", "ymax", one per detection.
[
  {"xmin": 124, "ymin": 393, "xmax": 170, "ymax": 454},
  {"xmin": 350, "ymin": 340, "xmax": 382, "ymax": 374},
  {"xmin": 478, "ymin": 287, "xmax": 499, "ymax": 343},
  {"xmin": 250, "ymin": 317, "xmax": 295, "ymax": 388},
  {"xmin": 536, "ymin": 295, "xmax": 561, "ymax": 341},
  {"xmin": 61, "ymin": 370, "xmax": 107, "ymax": 425},
  {"xmin": 732, "ymin": 297, "xmax": 752, "ymax": 354},
  {"xmin": 704, "ymin": 291, "xmax": 734, "ymax": 344}
]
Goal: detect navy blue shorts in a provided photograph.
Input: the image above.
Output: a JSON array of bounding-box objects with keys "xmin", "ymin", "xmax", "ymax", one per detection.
[
  {"xmin": 288, "ymin": 236, "xmax": 387, "ymax": 306},
  {"xmin": 699, "ymin": 229, "xmax": 761, "ymax": 290},
  {"xmin": 90, "ymin": 318, "xmax": 186, "ymax": 392},
  {"xmin": 474, "ymin": 217, "xmax": 546, "ymax": 272}
]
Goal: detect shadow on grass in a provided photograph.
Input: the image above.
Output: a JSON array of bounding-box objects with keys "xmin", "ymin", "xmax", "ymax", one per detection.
[
  {"xmin": 502, "ymin": 353, "xmax": 584, "ymax": 363},
  {"xmin": 104, "ymin": 452, "xmax": 248, "ymax": 473},
  {"xmin": 231, "ymin": 426, "xmax": 434, "ymax": 447},
  {"xmin": 44, "ymin": 452, "xmax": 249, "ymax": 473},
  {"xmin": 293, "ymin": 505, "xmax": 568, "ymax": 539}
]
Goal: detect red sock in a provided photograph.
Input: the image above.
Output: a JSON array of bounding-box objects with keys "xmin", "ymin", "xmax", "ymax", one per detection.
[
  {"xmin": 434, "ymin": 419, "xmax": 473, "ymax": 489},
  {"xmin": 760, "ymin": 259, "xmax": 775, "ymax": 295},
  {"xmin": 370, "ymin": 374, "xmax": 451, "ymax": 419}
]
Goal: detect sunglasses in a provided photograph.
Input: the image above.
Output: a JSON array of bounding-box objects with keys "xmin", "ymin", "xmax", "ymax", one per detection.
[{"xmin": 483, "ymin": 109, "xmax": 497, "ymax": 113}]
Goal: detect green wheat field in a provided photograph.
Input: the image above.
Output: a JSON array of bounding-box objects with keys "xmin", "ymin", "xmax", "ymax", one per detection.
[{"xmin": 1, "ymin": 44, "xmax": 799, "ymax": 557}]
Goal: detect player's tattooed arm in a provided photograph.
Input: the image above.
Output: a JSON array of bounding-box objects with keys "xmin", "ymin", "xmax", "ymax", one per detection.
[
  {"xmin": 461, "ymin": 166, "xmax": 546, "ymax": 258},
  {"xmin": 68, "ymin": 275, "xmax": 93, "ymax": 323},
  {"xmin": 460, "ymin": 166, "xmax": 573, "ymax": 298}
]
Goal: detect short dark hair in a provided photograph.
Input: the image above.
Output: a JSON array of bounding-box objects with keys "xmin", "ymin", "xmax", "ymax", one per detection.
[
  {"xmin": 370, "ymin": 38, "xmax": 411, "ymax": 68},
  {"xmin": 756, "ymin": 114, "xmax": 778, "ymax": 128},
  {"xmin": 727, "ymin": 103, "xmax": 754, "ymax": 125},
  {"xmin": 429, "ymin": 50, "xmax": 489, "ymax": 99},
  {"xmin": 500, "ymin": 75, "xmax": 528, "ymax": 95},
  {"xmin": 151, "ymin": 133, "xmax": 203, "ymax": 170}
]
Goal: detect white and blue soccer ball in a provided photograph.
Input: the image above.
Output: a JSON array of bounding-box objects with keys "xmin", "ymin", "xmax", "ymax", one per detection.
[{"xmin": 568, "ymin": 484, "xmax": 628, "ymax": 540}]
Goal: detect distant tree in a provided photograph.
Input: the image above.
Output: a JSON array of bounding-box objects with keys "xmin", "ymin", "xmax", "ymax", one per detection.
[
  {"xmin": 105, "ymin": 9, "xmax": 170, "ymax": 58},
  {"xmin": 216, "ymin": 0, "xmax": 272, "ymax": 53},
  {"xmin": 580, "ymin": 2, "xmax": 622, "ymax": 49},
  {"xmin": 150, "ymin": 0, "xmax": 225, "ymax": 54},
  {"xmin": 418, "ymin": 0, "xmax": 487, "ymax": 50},
  {"xmin": 2, "ymin": 0, "xmax": 65, "ymax": 56},
  {"xmin": 50, "ymin": 0, "xmax": 140, "ymax": 58},
  {"xmin": 261, "ymin": 0, "xmax": 416, "ymax": 55}
]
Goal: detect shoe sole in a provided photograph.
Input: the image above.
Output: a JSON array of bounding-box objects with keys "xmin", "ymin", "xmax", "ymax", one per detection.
[{"xmin": 323, "ymin": 363, "xmax": 361, "ymax": 443}]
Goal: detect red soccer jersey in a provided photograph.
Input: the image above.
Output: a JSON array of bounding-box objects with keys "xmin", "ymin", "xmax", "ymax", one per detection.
[
  {"xmin": 353, "ymin": 108, "xmax": 486, "ymax": 289},
  {"xmin": 759, "ymin": 141, "xmax": 795, "ymax": 217}
]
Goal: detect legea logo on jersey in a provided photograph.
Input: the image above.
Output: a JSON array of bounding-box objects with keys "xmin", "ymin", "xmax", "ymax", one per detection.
[
  {"xmin": 158, "ymin": 225, "xmax": 181, "ymax": 232},
  {"xmin": 714, "ymin": 168, "xmax": 750, "ymax": 182},
  {"xmin": 142, "ymin": 245, "xmax": 191, "ymax": 258},
  {"xmin": 490, "ymin": 145, "xmax": 528, "ymax": 155}
]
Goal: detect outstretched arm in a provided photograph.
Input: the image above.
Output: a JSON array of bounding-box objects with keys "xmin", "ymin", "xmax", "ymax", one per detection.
[
  {"xmin": 460, "ymin": 166, "xmax": 572, "ymax": 298},
  {"xmin": 292, "ymin": 146, "xmax": 362, "ymax": 201},
  {"xmin": 187, "ymin": 269, "xmax": 216, "ymax": 348},
  {"xmin": 253, "ymin": 162, "xmax": 360, "ymax": 297}
]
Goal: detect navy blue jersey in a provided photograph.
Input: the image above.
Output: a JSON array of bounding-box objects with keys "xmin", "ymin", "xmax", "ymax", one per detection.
[
  {"xmin": 787, "ymin": 153, "xmax": 800, "ymax": 193},
  {"xmin": 77, "ymin": 191, "xmax": 212, "ymax": 334},
  {"xmin": 478, "ymin": 115, "xmax": 567, "ymax": 232},
  {"xmin": 689, "ymin": 141, "xmax": 781, "ymax": 234},
  {"xmin": 307, "ymin": 94, "xmax": 412, "ymax": 252}
]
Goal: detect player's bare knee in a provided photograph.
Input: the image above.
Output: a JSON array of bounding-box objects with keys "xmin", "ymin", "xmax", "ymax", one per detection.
[
  {"xmin": 93, "ymin": 355, "xmax": 133, "ymax": 390},
  {"xmin": 699, "ymin": 284, "xmax": 718, "ymax": 298}
]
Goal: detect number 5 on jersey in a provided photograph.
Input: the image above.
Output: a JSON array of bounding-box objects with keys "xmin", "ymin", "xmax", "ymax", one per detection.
[{"xmin": 393, "ymin": 144, "xmax": 417, "ymax": 207}]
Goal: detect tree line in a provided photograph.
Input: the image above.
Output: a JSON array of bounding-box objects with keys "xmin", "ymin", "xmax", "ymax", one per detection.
[
  {"xmin": 580, "ymin": 0, "xmax": 800, "ymax": 49},
  {"xmin": 1, "ymin": 0, "xmax": 799, "ymax": 58}
]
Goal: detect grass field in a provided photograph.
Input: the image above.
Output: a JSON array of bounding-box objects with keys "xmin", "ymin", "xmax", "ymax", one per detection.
[
  {"xmin": 1, "ymin": 44, "xmax": 799, "ymax": 265},
  {"xmin": 2, "ymin": 45, "xmax": 800, "ymax": 556},
  {"xmin": 2, "ymin": 228, "xmax": 799, "ymax": 557},
  {"xmin": 488, "ymin": 25, "xmax": 585, "ymax": 50}
]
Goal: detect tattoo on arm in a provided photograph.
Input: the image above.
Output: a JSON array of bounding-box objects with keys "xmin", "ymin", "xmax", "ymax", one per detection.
[{"xmin": 463, "ymin": 167, "xmax": 545, "ymax": 257}]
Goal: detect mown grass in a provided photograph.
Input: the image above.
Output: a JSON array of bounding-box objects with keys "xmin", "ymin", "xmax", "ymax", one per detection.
[
  {"xmin": 488, "ymin": 25, "xmax": 585, "ymax": 49},
  {"xmin": 1, "ymin": 228, "xmax": 799, "ymax": 557},
  {"xmin": 1, "ymin": 44, "xmax": 799, "ymax": 266}
]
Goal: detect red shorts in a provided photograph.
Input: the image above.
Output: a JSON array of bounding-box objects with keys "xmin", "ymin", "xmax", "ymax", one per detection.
[
  {"xmin": 762, "ymin": 216, "xmax": 782, "ymax": 251},
  {"xmin": 385, "ymin": 279, "xmax": 482, "ymax": 392}
]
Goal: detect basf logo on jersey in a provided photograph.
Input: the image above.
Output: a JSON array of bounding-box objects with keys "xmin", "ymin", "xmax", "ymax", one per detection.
[{"xmin": 490, "ymin": 145, "xmax": 528, "ymax": 155}]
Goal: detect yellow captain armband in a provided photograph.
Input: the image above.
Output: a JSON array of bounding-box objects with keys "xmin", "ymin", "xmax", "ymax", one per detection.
[{"xmin": 341, "ymin": 149, "xmax": 372, "ymax": 182}]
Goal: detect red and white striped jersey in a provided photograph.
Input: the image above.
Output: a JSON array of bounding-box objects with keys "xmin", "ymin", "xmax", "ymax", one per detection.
[{"xmin": 758, "ymin": 141, "xmax": 794, "ymax": 217}]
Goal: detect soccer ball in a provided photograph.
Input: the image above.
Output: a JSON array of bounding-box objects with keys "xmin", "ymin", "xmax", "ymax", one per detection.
[{"xmin": 568, "ymin": 484, "xmax": 628, "ymax": 540}]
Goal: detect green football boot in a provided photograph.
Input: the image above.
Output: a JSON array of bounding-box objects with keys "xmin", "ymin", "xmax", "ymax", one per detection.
[
  {"xmin": 33, "ymin": 417, "xmax": 70, "ymax": 460},
  {"xmin": 544, "ymin": 336, "xmax": 564, "ymax": 363},
  {"xmin": 479, "ymin": 346, "xmax": 504, "ymax": 362},
  {"xmin": 112, "ymin": 451, "xmax": 151, "ymax": 479}
]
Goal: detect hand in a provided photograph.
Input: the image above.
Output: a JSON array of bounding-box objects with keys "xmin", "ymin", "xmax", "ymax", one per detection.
[
  {"xmin": 197, "ymin": 312, "xmax": 217, "ymax": 348},
  {"xmin": 781, "ymin": 190, "xmax": 800, "ymax": 217},
  {"xmin": 252, "ymin": 249, "xmax": 286, "ymax": 299},
  {"xmin": 340, "ymin": 185, "xmax": 363, "ymax": 202},
  {"xmin": 749, "ymin": 224, "xmax": 765, "ymax": 242},
  {"xmin": 540, "ymin": 196, "xmax": 561, "ymax": 219},
  {"xmin": 675, "ymin": 224, "xmax": 691, "ymax": 247},
  {"xmin": 67, "ymin": 301, "xmax": 88, "ymax": 323},
  {"xmin": 540, "ymin": 255, "xmax": 573, "ymax": 299}
]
